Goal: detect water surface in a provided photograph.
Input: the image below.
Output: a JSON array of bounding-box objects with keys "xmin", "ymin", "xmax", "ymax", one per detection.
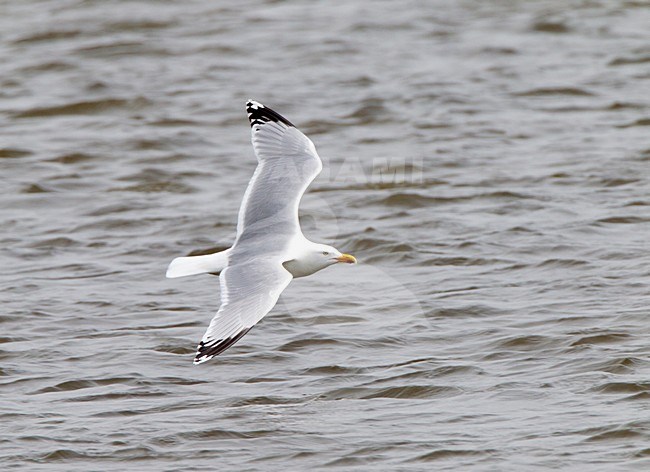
[{"xmin": 1, "ymin": 1, "xmax": 649, "ymax": 470}]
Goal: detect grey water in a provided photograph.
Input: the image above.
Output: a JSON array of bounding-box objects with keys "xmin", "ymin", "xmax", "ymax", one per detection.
[{"xmin": 1, "ymin": 1, "xmax": 649, "ymax": 470}]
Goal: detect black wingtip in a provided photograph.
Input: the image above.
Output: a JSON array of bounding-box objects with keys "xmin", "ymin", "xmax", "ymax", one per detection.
[
  {"xmin": 193, "ymin": 327, "xmax": 252, "ymax": 364},
  {"xmin": 245, "ymin": 100, "xmax": 295, "ymax": 129}
]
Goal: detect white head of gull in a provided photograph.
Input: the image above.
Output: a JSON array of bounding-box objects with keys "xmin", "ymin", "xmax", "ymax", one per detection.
[{"xmin": 166, "ymin": 100, "xmax": 356, "ymax": 364}]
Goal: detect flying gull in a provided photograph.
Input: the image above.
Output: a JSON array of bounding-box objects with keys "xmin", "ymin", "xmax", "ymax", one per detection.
[{"xmin": 167, "ymin": 100, "xmax": 357, "ymax": 364}]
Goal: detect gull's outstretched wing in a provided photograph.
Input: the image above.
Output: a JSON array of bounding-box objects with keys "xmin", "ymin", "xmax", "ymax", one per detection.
[
  {"xmin": 193, "ymin": 259, "xmax": 292, "ymax": 364},
  {"xmin": 235, "ymin": 100, "xmax": 323, "ymax": 239}
]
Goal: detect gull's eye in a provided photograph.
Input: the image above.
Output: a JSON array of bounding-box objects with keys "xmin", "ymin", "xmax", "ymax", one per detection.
[{"xmin": 322, "ymin": 251, "xmax": 329, "ymax": 256}]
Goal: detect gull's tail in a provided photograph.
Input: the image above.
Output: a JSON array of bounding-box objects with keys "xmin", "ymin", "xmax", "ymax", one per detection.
[{"xmin": 166, "ymin": 249, "xmax": 230, "ymax": 278}]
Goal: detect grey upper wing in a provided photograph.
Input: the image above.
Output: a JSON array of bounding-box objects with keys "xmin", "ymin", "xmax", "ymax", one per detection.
[
  {"xmin": 235, "ymin": 101, "xmax": 323, "ymax": 239},
  {"xmin": 193, "ymin": 258, "xmax": 293, "ymax": 364}
]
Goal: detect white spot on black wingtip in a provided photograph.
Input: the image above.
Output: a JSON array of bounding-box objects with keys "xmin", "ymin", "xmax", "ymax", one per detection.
[
  {"xmin": 193, "ymin": 354, "xmax": 212, "ymax": 365},
  {"xmin": 246, "ymin": 99, "xmax": 263, "ymax": 110},
  {"xmin": 245, "ymin": 100, "xmax": 295, "ymax": 129},
  {"xmin": 193, "ymin": 327, "xmax": 252, "ymax": 364}
]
